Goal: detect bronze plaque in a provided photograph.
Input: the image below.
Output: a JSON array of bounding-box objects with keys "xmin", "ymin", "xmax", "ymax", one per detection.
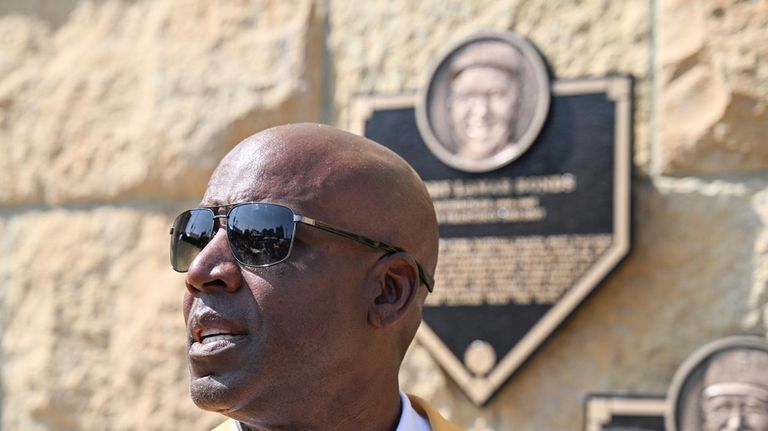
[
  {"xmin": 350, "ymin": 31, "xmax": 632, "ymax": 405},
  {"xmin": 666, "ymin": 335, "xmax": 768, "ymax": 431},
  {"xmin": 585, "ymin": 395, "xmax": 667, "ymax": 431}
]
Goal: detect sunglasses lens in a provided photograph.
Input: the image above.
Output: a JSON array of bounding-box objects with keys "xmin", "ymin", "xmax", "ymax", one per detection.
[
  {"xmin": 170, "ymin": 209, "xmax": 215, "ymax": 272},
  {"xmin": 228, "ymin": 204, "xmax": 295, "ymax": 266}
]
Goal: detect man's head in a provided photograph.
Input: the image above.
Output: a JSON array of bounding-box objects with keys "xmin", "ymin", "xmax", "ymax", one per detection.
[
  {"xmin": 174, "ymin": 124, "xmax": 439, "ymax": 427},
  {"xmin": 701, "ymin": 349, "xmax": 768, "ymax": 431},
  {"xmin": 447, "ymin": 41, "xmax": 523, "ymax": 160}
]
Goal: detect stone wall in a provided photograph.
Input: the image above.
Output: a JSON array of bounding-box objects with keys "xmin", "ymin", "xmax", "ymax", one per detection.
[{"xmin": 1, "ymin": 0, "xmax": 766, "ymax": 430}]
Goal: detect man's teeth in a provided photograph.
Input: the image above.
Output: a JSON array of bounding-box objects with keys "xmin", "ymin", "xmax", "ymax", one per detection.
[
  {"xmin": 201, "ymin": 334, "xmax": 235, "ymax": 344},
  {"xmin": 200, "ymin": 328, "xmax": 226, "ymax": 338}
]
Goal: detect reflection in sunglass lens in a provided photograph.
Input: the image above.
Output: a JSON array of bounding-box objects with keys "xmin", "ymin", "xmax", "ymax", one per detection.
[
  {"xmin": 170, "ymin": 209, "xmax": 215, "ymax": 272},
  {"xmin": 228, "ymin": 204, "xmax": 295, "ymax": 266}
]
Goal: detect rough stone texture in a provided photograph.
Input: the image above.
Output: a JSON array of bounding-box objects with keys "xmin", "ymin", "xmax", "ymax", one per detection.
[
  {"xmin": 401, "ymin": 179, "xmax": 762, "ymax": 429},
  {"xmin": 0, "ymin": 0, "xmax": 322, "ymax": 205},
  {"xmin": 657, "ymin": 0, "xmax": 768, "ymax": 175},
  {"xmin": 1, "ymin": 208, "xmax": 222, "ymax": 431},
  {"xmin": 329, "ymin": 0, "xmax": 652, "ymax": 171},
  {"xmin": 0, "ymin": 217, "xmax": 6, "ymax": 428}
]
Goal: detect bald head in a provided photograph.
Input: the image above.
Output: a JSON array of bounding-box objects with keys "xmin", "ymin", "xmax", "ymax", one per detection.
[
  {"xmin": 203, "ymin": 124, "xmax": 438, "ymax": 353},
  {"xmin": 208, "ymin": 123, "xmax": 439, "ymax": 280}
]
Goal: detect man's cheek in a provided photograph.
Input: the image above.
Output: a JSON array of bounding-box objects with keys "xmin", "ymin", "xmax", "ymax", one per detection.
[{"xmin": 182, "ymin": 293, "xmax": 194, "ymax": 321}]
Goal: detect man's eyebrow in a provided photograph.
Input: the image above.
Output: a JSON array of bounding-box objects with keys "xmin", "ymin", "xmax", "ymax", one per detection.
[
  {"xmin": 199, "ymin": 196, "xmax": 230, "ymax": 207},
  {"xmin": 199, "ymin": 203, "xmax": 232, "ymax": 214},
  {"xmin": 200, "ymin": 199, "xmax": 252, "ymax": 213}
]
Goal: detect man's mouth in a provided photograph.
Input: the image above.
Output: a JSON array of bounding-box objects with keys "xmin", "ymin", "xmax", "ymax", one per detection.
[
  {"xmin": 187, "ymin": 311, "xmax": 248, "ymax": 358},
  {"xmin": 189, "ymin": 329, "xmax": 246, "ymax": 357},
  {"xmin": 199, "ymin": 329, "xmax": 239, "ymax": 345}
]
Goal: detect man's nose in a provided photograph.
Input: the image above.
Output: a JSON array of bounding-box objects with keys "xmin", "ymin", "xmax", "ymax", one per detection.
[
  {"xmin": 185, "ymin": 229, "xmax": 243, "ymax": 294},
  {"xmin": 724, "ymin": 409, "xmax": 746, "ymax": 431},
  {"xmin": 469, "ymin": 96, "xmax": 491, "ymax": 118}
]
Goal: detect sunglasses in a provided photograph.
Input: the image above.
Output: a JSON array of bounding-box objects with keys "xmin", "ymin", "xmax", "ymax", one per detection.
[{"xmin": 170, "ymin": 202, "xmax": 434, "ymax": 292}]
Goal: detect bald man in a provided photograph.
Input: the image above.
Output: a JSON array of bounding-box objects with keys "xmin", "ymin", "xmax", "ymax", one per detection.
[{"xmin": 169, "ymin": 124, "xmax": 463, "ymax": 431}]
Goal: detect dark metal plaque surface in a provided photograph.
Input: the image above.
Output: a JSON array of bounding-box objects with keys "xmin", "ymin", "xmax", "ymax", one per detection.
[
  {"xmin": 350, "ymin": 35, "xmax": 631, "ymax": 405},
  {"xmin": 585, "ymin": 395, "xmax": 666, "ymax": 431}
]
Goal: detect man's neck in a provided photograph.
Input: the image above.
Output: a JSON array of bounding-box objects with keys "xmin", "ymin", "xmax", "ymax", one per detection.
[{"xmin": 232, "ymin": 377, "xmax": 402, "ymax": 431}]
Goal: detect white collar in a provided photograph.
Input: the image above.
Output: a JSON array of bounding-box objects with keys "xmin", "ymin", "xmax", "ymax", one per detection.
[{"xmin": 396, "ymin": 391, "xmax": 432, "ymax": 431}]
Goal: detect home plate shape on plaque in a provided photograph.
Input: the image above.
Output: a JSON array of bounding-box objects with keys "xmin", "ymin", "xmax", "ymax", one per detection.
[{"xmin": 350, "ymin": 31, "xmax": 632, "ymax": 405}]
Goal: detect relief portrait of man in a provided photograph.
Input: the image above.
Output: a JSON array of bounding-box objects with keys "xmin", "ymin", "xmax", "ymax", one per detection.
[
  {"xmin": 668, "ymin": 337, "xmax": 768, "ymax": 431},
  {"xmin": 417, "ymin": 32, "xmax": 550, "ymax": 173},
  {"xmin": 699, "ymin": 349, "xmax": 768, "ymax": 431},
  {"xmin": 446, "ymin": 41, "xmax": 524, "ymax": 161}
]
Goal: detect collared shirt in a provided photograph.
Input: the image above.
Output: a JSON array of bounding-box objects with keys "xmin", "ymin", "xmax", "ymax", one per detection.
[{"xmin": 396, "ymin": 390, "xmax": 432, "ymax": 431}]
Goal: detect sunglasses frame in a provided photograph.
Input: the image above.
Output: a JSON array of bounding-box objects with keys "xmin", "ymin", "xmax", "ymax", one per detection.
[{"xmin": 170, "ymin": 202, "xmax": 434, "ymax": 292}]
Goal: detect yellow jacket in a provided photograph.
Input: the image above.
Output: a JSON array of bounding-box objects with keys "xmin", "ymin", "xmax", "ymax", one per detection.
[
  {"xmin": 211, "ymin": 394, "xmax": 465, "ymax": 430},
  {"xmin": 408, "ymin": 394, "xmax": 465, "ymax": 431}
]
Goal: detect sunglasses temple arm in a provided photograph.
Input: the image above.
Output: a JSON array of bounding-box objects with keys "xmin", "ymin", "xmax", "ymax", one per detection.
[
  {"xmin": 416, "ymin": 264, "xmax": 435, "ymax": 293},
  {"xmin": 296, "ymin": 216, "xmax": 434, "ymax": 292},
  {"xmin": 296, "ymin": 216, "xmax": 401, "ymax": 253}
]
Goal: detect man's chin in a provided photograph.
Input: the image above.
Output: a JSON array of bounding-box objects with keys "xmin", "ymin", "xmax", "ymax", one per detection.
[{"xmin": 189, "ymin": 374, "xmax": 241, "ymax": 413}]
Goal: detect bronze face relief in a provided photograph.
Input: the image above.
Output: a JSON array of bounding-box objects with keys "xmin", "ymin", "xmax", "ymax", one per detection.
[
  {"xmin": 667, "ymin": 336, "xmax": 768, "ymax": 431},
  {"xmin": 416, "ymin": 31, "xmax": 551, "ymax": 173}
]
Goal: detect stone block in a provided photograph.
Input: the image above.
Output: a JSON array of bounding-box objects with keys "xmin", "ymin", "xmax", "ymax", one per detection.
[
  {"xmin": 329, "ymin": 0, "xmax": 652, "ymax": 170},
  {"xmin": 657, "ymin": 0, "xmax": 768, "ymax": 175},
  {"xmin": 1, "ymin": 208, "xmax": 221, "ymax": 430},
  {"xmin": 0, "ymin": 0, "xmax": 321, "ymax": 206},
  {"xmin": 401, "ymin": 179, "xmax": 759, "ymax": 429}
]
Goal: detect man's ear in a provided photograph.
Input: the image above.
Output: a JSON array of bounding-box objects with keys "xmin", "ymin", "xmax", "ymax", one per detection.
[{"xmin": 367, "ymin": 253, "xmax": 420, "ymax": 328}]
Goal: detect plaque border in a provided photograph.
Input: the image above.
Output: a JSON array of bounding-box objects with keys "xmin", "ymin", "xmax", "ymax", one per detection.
[
  {"xmin": 350, "ymin": 76, "xmax": 632, "ymax": 405},
  {"xmin": 584, "ymin": 394, "xmax": 666, "ymax": 431}
]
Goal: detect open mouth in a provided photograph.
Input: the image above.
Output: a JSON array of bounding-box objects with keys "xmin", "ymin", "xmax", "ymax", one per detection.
[
  {"xmin": 189, "ymin": 328, "xmax": 246, "ymax": 357},
  {"xmin": 200, "ymin": 329, "xmax": 239, "ymax": 345}
]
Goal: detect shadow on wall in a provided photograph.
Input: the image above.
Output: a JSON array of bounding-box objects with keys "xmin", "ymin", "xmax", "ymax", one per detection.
[{"xmin": 0, "ymin": 0, "xmax": 129, "ymax": 30}]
